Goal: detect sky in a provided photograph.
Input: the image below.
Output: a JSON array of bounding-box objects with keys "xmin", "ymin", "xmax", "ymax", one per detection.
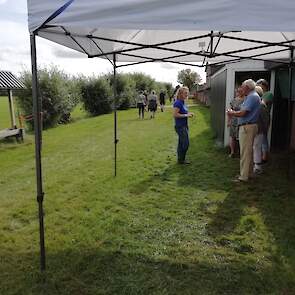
[{"xmin": 0, "ymin": 0, "xmax": 206, "ymax": 86}]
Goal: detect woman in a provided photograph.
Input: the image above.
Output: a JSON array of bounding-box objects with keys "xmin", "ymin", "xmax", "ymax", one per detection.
[
  {"xmin": 227, "ymin": 86, "xmax": 244, "ymax": 157},
  {"xmin": 136, "ymin": 90, "xmax": 146, "ymax": 119},
  {"xmin": 253, "ymin": 85, "xmax": 269, "ymax": 173},
  {"xmin": 173, "ymin": 86, "xmax": 194, "ymax": 164}
]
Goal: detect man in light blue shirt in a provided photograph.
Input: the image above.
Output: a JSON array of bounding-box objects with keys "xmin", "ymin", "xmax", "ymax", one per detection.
[{"xmin": 227, "ymin": 79, "xmax": 261, "ymax": 182}]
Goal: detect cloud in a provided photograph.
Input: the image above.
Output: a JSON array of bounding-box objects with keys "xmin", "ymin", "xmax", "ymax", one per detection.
[
  {"xmin": 0, "ymin": 0, "xmax": 7, "ymax": 5},
  {"xmin": 53, "ymin": 48, "xmax": 85, "ymax": 59},
  {"xmin": 160, "ymin": 63, "xmax": 178, "ymax": 70}
]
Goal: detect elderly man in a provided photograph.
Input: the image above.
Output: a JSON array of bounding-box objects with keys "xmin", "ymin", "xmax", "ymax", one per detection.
[{"xmin": 227, "ymin": 79, "xmax": 261, "ymax": 182}]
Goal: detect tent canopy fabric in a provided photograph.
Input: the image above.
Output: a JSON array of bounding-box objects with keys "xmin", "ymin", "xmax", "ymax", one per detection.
[{"xmin": 27, "ymin": 0, "xmax": 295, "ymax": 64}]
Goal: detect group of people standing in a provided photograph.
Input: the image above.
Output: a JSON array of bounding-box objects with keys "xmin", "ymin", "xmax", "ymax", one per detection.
[
  {"xmin": 227, "ymin": 79, "xmax": 273, "ymax": 182},
  {"xmin": 136, "ymin": 90, "xmax": 166, "ymax": 119}
]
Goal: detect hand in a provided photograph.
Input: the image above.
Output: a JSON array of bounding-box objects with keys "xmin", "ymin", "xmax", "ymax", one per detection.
[
  {"xmin": 227, "ymin": 109, "xmax": 234, "ymax": 116},
  {"xmin": 188, "ymin": 112, "xmax": 194, "ymax": 118}
]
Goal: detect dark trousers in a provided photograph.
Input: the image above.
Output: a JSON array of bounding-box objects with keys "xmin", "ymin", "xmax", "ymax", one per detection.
[
  {"xmin": 175, "ymin": 126, "xmax": 189, "ymax": 162},
  {"xmin": 137, "ymin": 103, "xmax": 145, "ymax": 118}
]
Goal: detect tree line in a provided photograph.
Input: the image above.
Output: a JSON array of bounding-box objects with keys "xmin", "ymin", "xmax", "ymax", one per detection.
[{"xmin": 16, "ymin": 66, "xmax": 174, "ymax": 129}]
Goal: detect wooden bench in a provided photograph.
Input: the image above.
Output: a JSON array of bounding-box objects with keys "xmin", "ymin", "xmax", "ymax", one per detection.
[{"xmin": 0, "ymin": 128, "xmax": 24, "ymax": 142}]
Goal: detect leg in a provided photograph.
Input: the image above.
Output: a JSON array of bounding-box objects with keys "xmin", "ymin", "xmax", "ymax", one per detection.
[
  {"xmin": 253, "ymin": 133, "xmax": 263, "ymax": 171},
  {"xmin": 239, "ymin": 125, "xmax": 258, "ymax": 180},
  {"xmin": 229, "ymin": 136, "xmax": 235, "ymax": 156},
  {"xmin": 261, "ymin": 133, "xmax": 269, "ymax": 162},
  {"xmin": 175, "ymin": 126, "xmax": 189, "ymax": 163}
]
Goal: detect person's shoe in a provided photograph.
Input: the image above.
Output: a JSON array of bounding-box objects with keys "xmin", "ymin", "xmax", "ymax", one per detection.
[
  {"xmin": 253, "ymin": 168, "xmax": 263, "ymax": 175},
  {"xmin": 232, "ymin": 176, "xmax": 248, "ymax": 183},
  {"xmin": 178, "ymin": 160, "xmax": 191, "ymax": 165},
  {"xmin": 228, "ymin": 153, "xmax": 235, "ymax": 158}
]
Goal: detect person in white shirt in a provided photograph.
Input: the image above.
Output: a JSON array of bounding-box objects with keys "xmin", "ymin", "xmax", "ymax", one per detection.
[{"xmin": 136, "ymin": 90, "xmax": 146, "ymax": 119}]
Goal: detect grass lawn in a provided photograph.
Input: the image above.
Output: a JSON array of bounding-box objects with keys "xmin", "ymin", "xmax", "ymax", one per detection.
[
  {"xmin": 0, "ymin": 96, "xmax": 12, "ymax": 129},
  {"xmin": 0, "ymin": 105, "xmax": 294, "ymax": 294}
]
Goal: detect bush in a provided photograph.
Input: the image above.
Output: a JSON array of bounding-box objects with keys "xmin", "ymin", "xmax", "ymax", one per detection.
[
  {"xmin": 18, "ymin": 66, "xmax": 80, "ymax": 129},
  {"xmin": 107, "ymin": 74, "xmax": 137, "ymax": 110},
  {"xmin": 81, "ymin": 77, "xmax": 112, "ymax": 116}
]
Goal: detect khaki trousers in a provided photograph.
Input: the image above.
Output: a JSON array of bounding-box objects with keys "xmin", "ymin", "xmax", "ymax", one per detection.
[{"xmin": 239, "ymin": 124, "xmax": 258, "ymax": 181}]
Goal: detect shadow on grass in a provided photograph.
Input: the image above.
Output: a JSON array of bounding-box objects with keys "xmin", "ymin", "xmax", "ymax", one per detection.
[
  {"xmin": 129, "ymin": 106, "xmax": 295, "ymax": 288},
  {"xmin": 1, "ymin": 248, "xmax": 293, "ymax": 295}
]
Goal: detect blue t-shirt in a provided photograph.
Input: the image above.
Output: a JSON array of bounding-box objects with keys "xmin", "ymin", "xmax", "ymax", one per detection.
[
  {"xmin": 238, "ymin": 91, "xmax": 261, "ymax": 125},
  {"xmin": 173, "ymin": 99, "xmax": 188, "ymax": 127}
]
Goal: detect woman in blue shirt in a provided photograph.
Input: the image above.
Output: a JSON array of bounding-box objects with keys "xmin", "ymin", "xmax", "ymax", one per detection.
[{"xmin": 173, "ymin": 86, "xmax": 194, "ymax": 164}]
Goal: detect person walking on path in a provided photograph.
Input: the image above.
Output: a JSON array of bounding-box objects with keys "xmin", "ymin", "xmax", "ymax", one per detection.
[
  {"xmin": 148, "ymin": 90, "xmax": 158, "ymax": 119},
  {"xmin": 159, "ymin": 90, "xmax": 166, "ymax": 112},
  {"xmin": 173, "ymin": 86, "xmax": 194, "ymax": 164},
  {"xmin": 136, "ymin": 90, "xmax": 146, "ymax": 119},
  {"xmin": 227, "ymin": 79, "xmax": 261, "ymax": 182}
]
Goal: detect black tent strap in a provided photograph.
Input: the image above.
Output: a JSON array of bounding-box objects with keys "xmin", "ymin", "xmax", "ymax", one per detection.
[
  {"xmin": 116, "ymin": 52, "xmax": 203, "ymax": 68},
  {"xmin": 90, "ymin": 38, "xmax": 114, "ymax": 67},
  {"xmin": 61, "ymin": 26, "xmax": 89, "ymax": 55}
]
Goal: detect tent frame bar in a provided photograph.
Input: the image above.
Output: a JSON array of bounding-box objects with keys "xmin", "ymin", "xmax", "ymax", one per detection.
[
  {"xmin": 30, "ymin": 32, "xmax": 46, "ymax": 271},
  {"xmin": 113, "ymin": 53, "xmax": 118, "ymax": 177}
]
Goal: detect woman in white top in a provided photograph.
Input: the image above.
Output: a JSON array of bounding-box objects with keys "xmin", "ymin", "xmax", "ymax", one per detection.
[{"xmin": 136, "ymin": 90, "xmax": 146, "ymax": 119}]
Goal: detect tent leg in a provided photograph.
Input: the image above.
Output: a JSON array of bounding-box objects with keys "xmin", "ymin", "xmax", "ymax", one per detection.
[
  {"xmin": 30, "ymin": 33, "xmax": 46, "ymax": 271},
  {"xmin": 288, "ymin": 47, "xmax": 294, "ymax": 179},
  {"xmin": 113, "ymin": 53, "xmax": 118, "ymax": 177},
  {"xmin": 8, "ymin": 90, "xmax": 17, "ymax": 128}
]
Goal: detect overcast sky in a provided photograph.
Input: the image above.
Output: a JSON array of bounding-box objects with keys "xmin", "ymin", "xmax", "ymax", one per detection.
[{"xmin": 0, "ymin": 0, "xmax": 206, "ymax": 86}]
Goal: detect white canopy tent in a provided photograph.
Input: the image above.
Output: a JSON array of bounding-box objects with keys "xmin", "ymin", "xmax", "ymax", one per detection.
[{"xmin": 27, "ymin": 0, "xmax": 295, "ymax": 270}]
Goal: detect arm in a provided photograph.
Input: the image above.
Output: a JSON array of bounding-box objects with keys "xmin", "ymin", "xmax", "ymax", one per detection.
[
  {"xmin": 227, "ymin": 109, "xmax": 248, "ymax": 117},
  {"xmin": 173, "ymin": 107, "xmax": 194, "ymax": 118}
]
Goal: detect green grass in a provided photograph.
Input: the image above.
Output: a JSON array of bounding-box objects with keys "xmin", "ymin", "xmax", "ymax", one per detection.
[
  {"xmin": 0, "ymin": 105, "xmax": 294, "ymax": 294},
  {"xmin": 0, "ymin": 96, "xmax": 12, "ymax": 129}
]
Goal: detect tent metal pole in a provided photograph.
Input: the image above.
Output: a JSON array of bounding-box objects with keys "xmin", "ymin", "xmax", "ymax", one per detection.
[
  {"xmin": 288, "ymin": 47, "xmax": 294, "ymax": 178},
  {"xmin": 7, "ymin": 89, "xmax": 17, "ymax": 128},
  {"xmin": 30, "ymin": 33, "xmax": 46, "ymax": 271},
  {"xmin": 113, "ymin": 53, "xmax": 118, "ymax": 177}
]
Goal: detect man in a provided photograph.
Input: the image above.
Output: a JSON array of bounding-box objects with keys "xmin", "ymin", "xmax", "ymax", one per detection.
[
  {"xmin": 256, "ymin": 79, "xmax": 273, "ymax": 163},
  {"xmin": 227, "ymin": 79, "xmax": 261, "ymax": 182},
  {"xmin": 159, "ymin": 90, "xmax": 166, "ymax": 112},
  {"xmin": 173, "ymin": 86, "xmax": 194, "ymax": 164}
]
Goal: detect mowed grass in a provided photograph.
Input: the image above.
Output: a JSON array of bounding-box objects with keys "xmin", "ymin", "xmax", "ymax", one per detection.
[
  {"xmin": 0, "ymin": 96, "xmax": 12, "ymax": 129},
  {"xmin": 0, "ymin": 105, "xmax": 294, "ymax": 294}
]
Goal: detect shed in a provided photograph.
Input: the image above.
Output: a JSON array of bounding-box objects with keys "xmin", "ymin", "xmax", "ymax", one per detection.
[{"xmin": 0, "ymin": 71, "xmax": 25, "ymax": 141}]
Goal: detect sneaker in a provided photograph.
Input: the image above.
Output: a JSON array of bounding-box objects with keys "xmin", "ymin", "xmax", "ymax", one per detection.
[
  {"xmin": 232, "ymin": 176, "xmax": 248, "ymax": 183},
  {"xmin": 254, "ymin": 168, "xmax": 263, "ymax": 175},
  {"xmin": 178, "ymin": 160, "xmax": 191, "ymax": 165}
]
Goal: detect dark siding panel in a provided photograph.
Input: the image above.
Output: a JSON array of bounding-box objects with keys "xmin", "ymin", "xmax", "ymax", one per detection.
[{"xmin": 210, "ymin": 70, "xmax": 227, "ymax": 145}]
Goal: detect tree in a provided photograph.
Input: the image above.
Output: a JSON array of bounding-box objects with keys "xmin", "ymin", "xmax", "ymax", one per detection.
[
  {"xmin": 177, "ymin": 69, "xmax": 202, "ymax": 91},
  {"xmin": 18, "ymin": 66, "xmax": 80, "ymax": 129}
]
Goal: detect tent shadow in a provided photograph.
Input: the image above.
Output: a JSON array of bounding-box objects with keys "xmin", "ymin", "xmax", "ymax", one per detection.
[
  {"xmin": 1, "ymin": 247, "xmax": 293, "ymax": 294},
  {"xmin": 128, "ymin": 106, "xmax": 295, "ymax": 284}
]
